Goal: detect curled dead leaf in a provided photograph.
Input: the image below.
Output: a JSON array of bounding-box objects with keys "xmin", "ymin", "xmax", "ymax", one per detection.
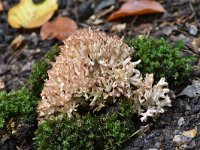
[
  {"xmin": 107, "ymin": 0, "xmax": 166, "ymax": 21},
  {"xmin": 8, "ymin": 0, "xmax": 58, "ymax": 28},
  {"xmin": 40, "ymin": 16, "xmax": 78, "ymax": 40}
]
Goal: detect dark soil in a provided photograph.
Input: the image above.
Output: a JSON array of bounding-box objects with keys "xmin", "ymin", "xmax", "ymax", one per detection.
[
  {"xmin": 0, "ymin": 0, "xmax": 200, "ymax": 149},
  {"xmin": 123, "ymin": 96, "xmax": 200, "ymax": 149}
]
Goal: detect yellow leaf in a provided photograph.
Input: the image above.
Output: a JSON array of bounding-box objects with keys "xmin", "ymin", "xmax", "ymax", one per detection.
[{"xmin": 8, "ymin": 0, "xmax": 58, "ymax": 29}]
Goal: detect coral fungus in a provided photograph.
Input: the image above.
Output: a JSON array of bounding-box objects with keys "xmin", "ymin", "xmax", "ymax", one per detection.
[{"xmin": 37, "ymin": 29, "xmax": 171, "ymax": 121}]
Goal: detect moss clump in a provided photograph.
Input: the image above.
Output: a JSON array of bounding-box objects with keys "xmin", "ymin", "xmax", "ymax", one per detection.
[
  {"xmin": 126, "ymin": 36, "xmax": 196, "ymax": 87},
  {"xmin": 0, "ymin": 87, "xmax": 38, "ymax": 128},
  {"xmin": 28, "ymin": 45, "xmax": 60, "ymax": 97},
  {"xmin": 34, "ymin": 99, "xmax": 134, "ymax": 150}
]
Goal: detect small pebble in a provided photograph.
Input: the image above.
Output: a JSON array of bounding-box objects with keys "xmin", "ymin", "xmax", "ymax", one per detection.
[
  {"xmin": 173, "ymin": 134, "xmax": 191, "ymax": 145},
  {"xmin": 186, "ymin": 105, "xmax": 191, "ymax": 111},
  {"xmin": 189, "ymin": 25, "xmax": 198, "ymax": 36},
  {"xmin": 174, "ymin": 130, "xmax": 182, "ymax": 135},
  {"xmin": 178, "ymin": 117, "xmax": 185, "ymax": 126}
]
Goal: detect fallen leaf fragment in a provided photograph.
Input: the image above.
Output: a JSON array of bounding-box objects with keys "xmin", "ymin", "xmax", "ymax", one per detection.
[
  {"xmin": 192, "ymin": 37, "xmax": 200, "ymax": 53},
  {"xmin": 107, "ymin": 0, "xmax": 166, "ymax": 21},
  {"xmin": 111, "ymin": 23, "xmax": 126, "ymax": 32},
  {"xmin": 0, "ymin": 79, "xmax": 5, "ymax": 89},
  {"xmin": 182, "ymin": 129, "xmax": 197, "ymax": 138},
  {"xmin": 40, "ymin": 16, "xmax": 78, "ymax": 40},
  {"xmin": 8, "ymin": 0, "xmax": 58, "ymax": 28},
  {"xmin": 9, "ymin": 35, "xmax": 25, "ymax": 50},
  {"xmin": 0, "ymin": 2, "xmax": 4, "ymax": 12}
]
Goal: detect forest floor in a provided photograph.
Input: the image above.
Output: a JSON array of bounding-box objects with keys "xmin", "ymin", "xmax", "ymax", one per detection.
[{"xmin": 0, "ymin": 0, "xmax": 200, "ymax": 149}]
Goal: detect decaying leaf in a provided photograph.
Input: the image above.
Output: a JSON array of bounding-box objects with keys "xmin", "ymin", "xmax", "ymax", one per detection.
[
  {"xmin": 40, "ymin": 16, "xmax": 78, "ymax": 40},
  {"xmin": 107, "ymin": 0, "xmax": 166, "ymax": 21},
  {"xmin": 8, "ymin": 0, "xmax": 58, "ymax": 28}
]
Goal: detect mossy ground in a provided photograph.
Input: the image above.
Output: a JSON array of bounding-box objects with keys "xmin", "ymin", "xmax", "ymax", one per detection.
[{"xmin": 0, "ymin": 87, "xmax": 37, "ymax": 128}]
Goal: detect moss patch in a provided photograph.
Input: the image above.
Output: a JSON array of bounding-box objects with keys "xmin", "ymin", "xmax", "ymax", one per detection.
[
  {"xmin": 0, "ymin": 87, "xmax": 38, "ymax": 128},
  {"xmin": 126, "ymin": 36, "xmax": 196, "ymax": 87},
  {"xmin": 34, "ymin": 99, "xmax": 135, "ymax": 150}
]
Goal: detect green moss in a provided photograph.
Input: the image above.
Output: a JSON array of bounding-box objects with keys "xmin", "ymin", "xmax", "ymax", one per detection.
[
  {"xmin": 0, "ymin": 87, "xmax": 38, "ymax": 128},
  {"xmin": 126, "ymin": 36, "xmax": 196, "ymax": 87},
  {"xmin": 34, "ymin": 99, "xmax": 134, "ymax": 150},
  {"xmin": 28, "ymin": 45, "xmax": 60, "ymax": 97}
]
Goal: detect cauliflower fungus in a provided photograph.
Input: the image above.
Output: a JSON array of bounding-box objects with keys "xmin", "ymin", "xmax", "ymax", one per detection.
[{"xmin": 37, "ymin": 29, "xmax": 171, "ymax": 122}]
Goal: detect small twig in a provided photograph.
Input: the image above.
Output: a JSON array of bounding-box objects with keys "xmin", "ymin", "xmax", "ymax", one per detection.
[
  {"xmin": 128, "ymin": 124, "xmax": 151, "ymax": 141},
  {"xmin": 131, "ymin": 16, "xmax": 138, "ymax": 26},
  {"xmin": 129, "ymin": 128, "xmax": 141, "ymax": 137}
]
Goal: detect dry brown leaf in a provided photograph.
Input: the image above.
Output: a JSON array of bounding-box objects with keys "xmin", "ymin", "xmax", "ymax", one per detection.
[
  {"xmin": 0, "ymin": 2, "xmax": 4, "ymax": 12},
  {"xmin": 107, "ymin": 0, "xmax": 166, "ymax": 21},
  {"xmin": 40, "ymin": 16, "xmax": 78, "ymax": 40}
]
